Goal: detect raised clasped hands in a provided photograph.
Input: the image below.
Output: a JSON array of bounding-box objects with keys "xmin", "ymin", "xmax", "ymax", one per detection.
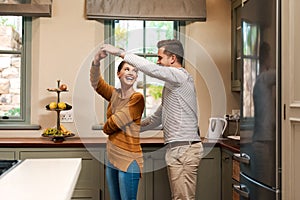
[
  {"xmin": 100, "ymin": 44, "xmax": 124, "ymax": 56},
  {"xmin": 93, "ymin": 44, "xmax": 124, "ymax": 66}
]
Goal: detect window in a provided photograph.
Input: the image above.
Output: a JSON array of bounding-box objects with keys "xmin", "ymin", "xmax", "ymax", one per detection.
[
  {"xmin": 105, "ymin": 20, "xmax": 182, "ymax": 117},
  {"xmin": 0, "ymin": 16, "xmax": 34, "ymax": 127}
]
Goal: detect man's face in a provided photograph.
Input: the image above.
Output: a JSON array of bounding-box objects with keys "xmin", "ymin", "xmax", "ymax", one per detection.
[{"xmin": 156, "ymin": 47, "xmax": 173, "ymax": 67}]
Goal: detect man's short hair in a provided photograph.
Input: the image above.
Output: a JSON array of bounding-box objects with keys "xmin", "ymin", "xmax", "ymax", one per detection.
[{"xmin": 157, "ymin": 39, "xmax": 184, "ymax": 65}]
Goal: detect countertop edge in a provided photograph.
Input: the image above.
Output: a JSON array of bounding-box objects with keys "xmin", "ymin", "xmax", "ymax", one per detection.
[{"xmin": 0, "ymin": 137, "xmax": 240, "ymax": 152}]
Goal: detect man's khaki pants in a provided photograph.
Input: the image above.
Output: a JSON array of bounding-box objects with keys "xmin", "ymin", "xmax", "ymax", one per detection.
[{"xmin": 165, "ymin": 142, "xmax": 204, "ymax": 200}]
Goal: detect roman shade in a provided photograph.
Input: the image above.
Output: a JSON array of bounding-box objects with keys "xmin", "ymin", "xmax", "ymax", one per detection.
[
  {"xmin": 86, "ymin": 0, "xmax": 206, "ymax": 21},
  {"xmin": 0, "ymin": 0, "xmax": 52, "ymax": 17}
]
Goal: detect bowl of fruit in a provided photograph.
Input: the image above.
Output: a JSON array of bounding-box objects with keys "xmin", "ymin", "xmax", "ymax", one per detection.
[{"xmin": 42, "ymin": 125, "xmax": 75, "ymax": 142}]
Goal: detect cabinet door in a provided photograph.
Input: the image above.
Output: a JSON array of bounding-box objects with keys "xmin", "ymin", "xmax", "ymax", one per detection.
[
  {"xmin": 142, "ymin": 149, "xmax": 171, "ymax": 200},
  {"xmin": 231, "ymin": 0, "xmax": 242, "ymax": 91},
  {"xmin": 222, "ymin": 150, "xmax": 233, "ymax": 200},
  {"xmin": 196, "ymin": 147, "xmax": 221, "ymax": 200},
  {"xmin": 282, "ymin": 0, "xmax": 300, "ymax": 199}
]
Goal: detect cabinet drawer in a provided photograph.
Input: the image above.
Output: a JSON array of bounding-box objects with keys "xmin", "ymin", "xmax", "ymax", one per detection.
[
  {"xmin": 72, "ymin": 189, "xmax": 99, "ymax": 200},
  {"xmin": 232, "ymin": 159, "xmax": 240, "ymax": 181},
  {"xmin": 232, "ymin": 179, "xmax": 240, "ymax": 200},
  {"xmin": 0, "ymin": 151, "xmax": 15, "ymax": 160}
]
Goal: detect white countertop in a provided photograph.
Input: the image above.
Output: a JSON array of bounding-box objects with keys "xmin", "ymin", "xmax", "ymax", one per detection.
[{"xmin": 0, "ymin": 158, "xmax": 81, "ymax": 200}]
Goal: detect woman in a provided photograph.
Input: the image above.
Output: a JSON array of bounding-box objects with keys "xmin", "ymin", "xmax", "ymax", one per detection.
[{"xmin": 90, "ymin": 49, "xmax": 145, "ymax": 200}]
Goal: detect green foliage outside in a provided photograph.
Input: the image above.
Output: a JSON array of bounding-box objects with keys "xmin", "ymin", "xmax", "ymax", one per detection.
[
  {"xmin": 0, "ymin": 16, "xmax": 17, "ymax": 30},
  {"xmin": 148, "ymin": 21, "xmax": 173, "ymax": 39},
  {"xmin": 148, "ymin": 84, "xmax": 163, "ymax": 100},
  {"xmin": 115, "ymin": 25, "xmax": 127, "ymax": 48},
  {"xmin": 114, "ymin": 21, "xmax": 174, "ymax": 53},
  {"xmin": 4, "ymin": 108, "xmax": 20, "ymax": 117},
  {"xmin": 0, "ymin": 17, "xmax": 8, "ymax": 25}
]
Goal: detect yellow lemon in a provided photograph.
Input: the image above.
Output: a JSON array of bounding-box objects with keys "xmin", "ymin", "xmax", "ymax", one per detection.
[
  {"xmin": 49, "ymin": 102, "xmax": 57, "ymax": 110},
  {"xmin": 58, "ymin": 102, "xmax": 66, "ymax": 110}
]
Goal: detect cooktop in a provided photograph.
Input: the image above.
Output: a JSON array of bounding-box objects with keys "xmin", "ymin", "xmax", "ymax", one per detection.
[{"xmin": 0, "ymin": 160, "xmax": 21, "ymax": 178}]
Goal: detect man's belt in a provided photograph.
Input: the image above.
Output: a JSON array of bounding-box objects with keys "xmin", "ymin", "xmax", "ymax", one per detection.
[{"xmin": 166, "ymin": 141, "xmax": 200, "ymax": 148}]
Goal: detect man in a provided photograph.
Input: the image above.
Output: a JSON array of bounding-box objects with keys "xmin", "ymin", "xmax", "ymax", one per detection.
[{"xmin": 101, "ymin": 39, "xmax": 203, "ymax": 200}]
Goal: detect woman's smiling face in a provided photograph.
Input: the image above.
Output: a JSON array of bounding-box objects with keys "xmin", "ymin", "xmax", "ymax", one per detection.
[{"xmin": 117, "ymin": 62, "xmax": 138, "ymax": 86}]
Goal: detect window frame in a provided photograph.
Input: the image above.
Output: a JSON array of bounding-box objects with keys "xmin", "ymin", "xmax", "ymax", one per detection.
[{"xmin": 0, "ymin": 16, "xmax": 40, "ymax": 130}]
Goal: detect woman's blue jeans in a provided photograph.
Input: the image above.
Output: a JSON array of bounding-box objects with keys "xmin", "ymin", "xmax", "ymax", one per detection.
[{"xmin": 106, "ymin": 160, "xmax": 140, "ymax": 200}]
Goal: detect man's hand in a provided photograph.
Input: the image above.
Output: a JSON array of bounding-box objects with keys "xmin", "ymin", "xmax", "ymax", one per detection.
[
  {"xmin": 93, "ymin": 50, "xmax": 107, "ymax": 66},
  {"xmin": 101, "ymin": 44, "xmax": 125, "ymax": 57}
]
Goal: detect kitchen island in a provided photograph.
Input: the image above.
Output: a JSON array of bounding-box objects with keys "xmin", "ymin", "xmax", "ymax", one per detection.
[{"xmin": 0, "ymin": 158, "xmax": 81, "ymax": 200}]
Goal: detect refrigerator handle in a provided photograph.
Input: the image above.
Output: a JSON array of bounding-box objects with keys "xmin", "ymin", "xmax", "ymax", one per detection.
[
  {"xmin": 233, "ymin": 153, "xmax": 250, "ymax": 164},
  {"xmin": 233, "ymin": 184, "xmax": 250, "ymax": 199}
]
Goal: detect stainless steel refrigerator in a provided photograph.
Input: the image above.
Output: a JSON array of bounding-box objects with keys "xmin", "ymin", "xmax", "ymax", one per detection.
[{"xmin": 233, "ymin": 0, "xmax": 281, "ymax": 199}]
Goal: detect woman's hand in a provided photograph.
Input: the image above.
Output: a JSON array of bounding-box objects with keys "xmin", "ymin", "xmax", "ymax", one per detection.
[{"xmin": 93, "ymin": 50, "xmax": 107, "ymax": 66}]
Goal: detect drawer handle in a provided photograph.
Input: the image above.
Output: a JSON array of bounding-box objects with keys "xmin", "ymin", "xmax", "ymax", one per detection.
[
  {"xmin": 233, "ymin": 184, "xmax": 249, "ymax": 199},
  {"xmin": 233, "ymin": 153, "xmax": 250, "ymax": 164}
]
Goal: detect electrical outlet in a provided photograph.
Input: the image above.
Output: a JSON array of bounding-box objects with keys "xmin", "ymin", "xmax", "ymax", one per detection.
[
  {"xmin": 60, "ymin": 110, "xmax": 73, "ymax": 123},
  {"xmin": 232, "ymin": 109, "xmax": 240, "ymax": 116}
]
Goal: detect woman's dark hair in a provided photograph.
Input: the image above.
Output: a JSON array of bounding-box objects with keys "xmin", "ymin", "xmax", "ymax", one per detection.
[
  {"xmin": 157, "ymin": 39, "xmax": 184, "ymax": 65},
  {"xmin": 117, "ymin": 61, "xmax": 127, "ymax": 72}
]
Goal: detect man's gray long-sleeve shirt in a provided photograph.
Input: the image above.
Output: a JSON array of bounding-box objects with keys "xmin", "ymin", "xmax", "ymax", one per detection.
[{"xmin": 124, "ymin": 53, "xmax": 201, "ymax": 144}]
